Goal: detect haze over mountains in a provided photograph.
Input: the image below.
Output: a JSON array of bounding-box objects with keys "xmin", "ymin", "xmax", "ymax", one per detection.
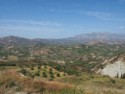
[{"xmin": 1, "ymin": 32, "xmax": 125, "ymax": 45}]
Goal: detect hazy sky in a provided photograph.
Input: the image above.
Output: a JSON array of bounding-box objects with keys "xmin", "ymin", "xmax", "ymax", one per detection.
[{"xmin": 0, "ymin": 0, "xmax": 125, "ymax": 39}]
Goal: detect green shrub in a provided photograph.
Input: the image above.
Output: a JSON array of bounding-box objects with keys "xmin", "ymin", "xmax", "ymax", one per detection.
[
  {"xmin": 42, "ymin": 72, "xmax": 47, "ymax": 78},
  {"xmin": 121, "ymin": 73, "xmax": 125, "ymax": 79},
  {"xmin": 35, "ymin": 71, "xmax": 40, "ymax": 76},
  {"xmin": 55, "ymin": 64, "xmax": 62, "ymax": 71},
  {"xmin": 37, "ymin": 66, "xmax": 41, "ymax": 70},
  {"xmin": 57, "ymin": 73, "xmax": 61, "ymax": 77},
  {"xmin": 29, "ymin": 73, "xmax": 35, "ymax": 78},
  {"xmin": 31, "ymin": 67, "xmax": 34, "ymax": 70},
  {"xmin": 63, "ymin": 73, "xmax": 66, "ymax": 76},
  {"xmin": 65, "ymin": 69, "xmax": 80, "ymax": 76},
  {"xmin": 44, "ymin": 65, "xmax": 47, "ymax": 69},
  {"xmin": 19, "ymin": 68, "xmax": 28, "ymax": 75},
  {"xmin": 110, "ymin": 79, "xmax": 116, "ymax": 84},
  {"xmin": 50, "ymin": 73, "xmax": 55, "ymax": 79}
]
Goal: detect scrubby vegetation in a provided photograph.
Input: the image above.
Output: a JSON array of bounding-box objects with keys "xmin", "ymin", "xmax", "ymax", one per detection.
[
  {"xmin": 1, "ymin": 69, "xmax": 125, "ymax": 94},
  {"xmin": 0, "ymin": 70, "xmax": 73, "ymax": 94},
  {"xmin": 1, "ymin": 40, "xmax": 125, "ymax": 93}
]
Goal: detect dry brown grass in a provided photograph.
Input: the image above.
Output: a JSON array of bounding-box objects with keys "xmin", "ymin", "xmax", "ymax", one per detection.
[
  {"xmin": 58, "ymin": 73, "xmax": 125, "ymax": 94},
  {"xmin": 1, "ymin": 70, "xmax": 125, "ymax": 94},
  {"xmin": 0, "ymin": 70, "xmax": 72, "ymax": 93}
]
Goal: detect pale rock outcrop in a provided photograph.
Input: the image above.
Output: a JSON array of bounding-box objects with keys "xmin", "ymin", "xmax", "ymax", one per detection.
[{"xmin": 94, "ymin": 55, "xmax": 125, "ymax": 78}]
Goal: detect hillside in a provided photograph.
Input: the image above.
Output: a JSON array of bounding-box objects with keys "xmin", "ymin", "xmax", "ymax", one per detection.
[
  {"xmin": 1, "ymin": 34, "xmax": 125, "ymax": 94},
  {"xmin": 1, "ymin": 32, "xmax": 125, "ymax": 45}
]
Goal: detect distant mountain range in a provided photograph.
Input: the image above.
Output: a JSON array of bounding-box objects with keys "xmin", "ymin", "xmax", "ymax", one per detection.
[{"xmin": 1, "ymin": 32, "xmax": 125, "ymax": 45}]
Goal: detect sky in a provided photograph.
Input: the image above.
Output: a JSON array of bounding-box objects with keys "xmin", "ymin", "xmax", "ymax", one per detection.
[{"xmin": 0, "ymin": 0, "xmax": 125, "ymax": 39}]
